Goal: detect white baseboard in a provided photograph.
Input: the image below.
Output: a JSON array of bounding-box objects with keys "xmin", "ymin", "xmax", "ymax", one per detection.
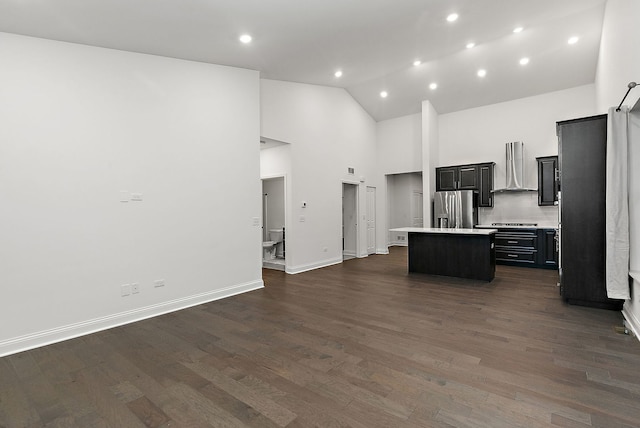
[
  {"xmin": 376, "ymin": 248, "xmax": 389, "ymax": 255},
  {"xmin": 286, "ymin": 256, "xmax": 343, "ymax": 274},
  {"xmin": 0, "ymin": 279, "xmax": 264, "ymax": 357},
  {"xmin": 389, "ymin": 241, "xmax": 408, "ymax": 247},
  {"xmin": 622, "ymin": 304, "xmax": 640, "ymax": 342}
]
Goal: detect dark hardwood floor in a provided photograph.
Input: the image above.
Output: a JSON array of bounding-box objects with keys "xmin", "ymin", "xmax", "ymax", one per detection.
[{"xmin": 2, "ymin": 246, "xmax": 640, "ymax": 427}]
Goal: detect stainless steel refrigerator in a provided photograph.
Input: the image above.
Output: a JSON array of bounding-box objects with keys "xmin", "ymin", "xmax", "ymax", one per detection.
[{"xmin": 433, "ymin": 190, "xmax": 477, "ymax": 228}]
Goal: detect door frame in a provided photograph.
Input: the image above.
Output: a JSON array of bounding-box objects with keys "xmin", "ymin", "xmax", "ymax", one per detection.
[
  {"xmin": 341, "ymin": 180, "xmax": 360, "ymax": 260},
  {"xmin": 366, "ymin": 186, "xmax": 376, "ymax": 255},
  {"xmin": 261, "ymin": 173, "xmax": 288, "ymax": 268}
]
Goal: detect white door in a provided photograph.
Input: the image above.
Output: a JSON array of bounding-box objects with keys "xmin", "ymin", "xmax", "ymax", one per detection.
[
  {"xmin": 366, "ymin": 187, "xmax": 376, "ymax": 254},
  {"xmin": 412, "ymin": 190, "xmax": 424, "ymax": 227}
]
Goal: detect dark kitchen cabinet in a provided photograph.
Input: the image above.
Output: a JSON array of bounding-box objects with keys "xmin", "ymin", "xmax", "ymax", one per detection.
[
  {"xmin": 539, "ymin": 229, "xmax": 558, "ymax": 268},
  {"xmin": 494, "ymin": 229, "xmax": 537, "ymax": 266},
  {"xmin": 491, "ymin": 227, "xmax": 557, "ymax": 269},
  {"xmin": 458, "ymin": 165, "xmax": 478, "ymax": 189},
  {"xmin": 435, "ymin": 162, "xmax": 494, "ymax": 207},
  {"xmin": 436, "ymin": 166, "xmax": 458, "ymax": 191},
  {"xmin": 557, "ymin": 115, "xmax": 623, "ymax": 310},
  {"xmin": 478, "ymin": 163, "xmax": 494, "ymax": 207},
  {"xmin": 537, "ymin": 156, "xmax": 558, "ymax": 206}
]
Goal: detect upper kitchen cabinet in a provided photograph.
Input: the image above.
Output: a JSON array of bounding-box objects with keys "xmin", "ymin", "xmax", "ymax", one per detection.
[
  {"xmin": 458, "ymin": 165, "xmax": 479, "ymax": 189},
  {"xmin": 436, "ymin": 166, "xmax": 458, "ymax": 191},
  {"xmin": 478, "ymin": 163, "xmax": 494, "ymax": 207},
  {"xmin": 537, "ymin": 156, "xmax": 558, "ymax": 206},
  {"xmin": 435, "ymin": 162, "xmax": 494, "ymax": 207}
]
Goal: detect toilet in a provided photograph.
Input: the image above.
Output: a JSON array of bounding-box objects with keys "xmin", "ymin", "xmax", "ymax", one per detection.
[
  {"xmin": 268, "ymin": 229, "xmax": 284, "ymax": 258},
  {"xmin": 262, "ymin": 241, "xmax": 277, "ymax": 260}
]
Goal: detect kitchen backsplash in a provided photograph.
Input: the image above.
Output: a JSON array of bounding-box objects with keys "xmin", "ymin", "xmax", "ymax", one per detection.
[{"xmin": 478, "ymin": 192, "xmax": 558, "ymax": 227}]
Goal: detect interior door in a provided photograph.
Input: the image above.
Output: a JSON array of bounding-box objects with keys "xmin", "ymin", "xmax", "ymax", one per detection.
[
  {"xmin": 366, "ymin": 187, "xmax": 376, "ymax": 255},
  {"xmin": 412, "ymin": 190, "xmax": 423, "ymax": 227}
]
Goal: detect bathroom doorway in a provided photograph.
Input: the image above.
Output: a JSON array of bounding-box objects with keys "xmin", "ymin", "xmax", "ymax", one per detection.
[
  {"xmin": 342, "ymin": 182, "xmax": 359, "ymax": 260},
  {"xmin": 262, "ymin": 176, "xmax": 286, "ymax": 271}
]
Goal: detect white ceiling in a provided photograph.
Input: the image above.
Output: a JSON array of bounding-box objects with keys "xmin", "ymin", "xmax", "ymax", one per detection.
[{"xmin": 0, "ymin": 0, "xmax": 606, "ymax": 121}]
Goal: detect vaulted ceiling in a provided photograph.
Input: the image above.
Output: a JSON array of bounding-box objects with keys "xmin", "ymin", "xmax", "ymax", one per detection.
[{"xmin": 0, "ymin": 0, "xmax": 607, "ymax": 121}]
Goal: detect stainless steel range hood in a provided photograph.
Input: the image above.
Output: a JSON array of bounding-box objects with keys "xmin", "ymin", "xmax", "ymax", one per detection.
[{"xmin": 492, "ymin": 141, "xmax": 537, "ymax": 193}]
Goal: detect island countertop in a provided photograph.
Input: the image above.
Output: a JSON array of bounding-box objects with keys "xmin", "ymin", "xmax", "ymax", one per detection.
[{"xmin": 390, "ymin": 227, "xmax": 498, "ymax": 235}]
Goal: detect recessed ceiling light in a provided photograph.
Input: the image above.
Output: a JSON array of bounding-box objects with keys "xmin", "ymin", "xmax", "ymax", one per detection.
[
  {"xmin": 239, "ymin": 34, "xmax": 252, "ymax": 44},
  {"xmin": 380, "ymin": 91, "xmax": 388, "ymax": 98},
  {"xmin": 513, "ymin": 27, "xmax": 524, "ymax": 33},
  {"xmin": 413, "ymin": 60, "xmax": 422, "ymax": 67},
  {"xmin": 466, "ymin": 42, "xmax": 476, "ymax": 49},
  {"xmin": 519, "ymin": 57, "xmax": 530, "ymax": 65},
  {"xmin": 429, "ymin": 83, "xmax": 438, "ymax": 90},
  {"xmin": 568, "ymin": 36, "xmax": 579, "ymax": 45},
  {"xmin": 477, "ymin": 69, "xmax": 487, "ymax": 78},
  {"xmin": 446, "ymin": 13, "xmax": 459, "ymax": 22},
  {"xmin": 334, "ymin": 70, "xmax": 343, "ymax": 78}
]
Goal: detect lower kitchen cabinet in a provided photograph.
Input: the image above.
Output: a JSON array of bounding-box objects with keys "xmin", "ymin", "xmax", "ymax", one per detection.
[{"xmin": 493, "ymin": 228, "xmax": 557, "ymax": 269}]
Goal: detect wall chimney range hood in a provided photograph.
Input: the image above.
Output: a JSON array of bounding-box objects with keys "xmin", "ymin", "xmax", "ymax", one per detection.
[{"xmin": 492, "ymin": 141, "xmax": 537, "ymax": 193}]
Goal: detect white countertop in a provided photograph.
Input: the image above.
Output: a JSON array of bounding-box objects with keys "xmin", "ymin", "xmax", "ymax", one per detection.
[
  {"xmin": 476, "ymin": 224, "xmax": 558, "ymax": 230},
  {"xmin": 390, "ymin": 227, "xmax": 497, "ymax": 235}
]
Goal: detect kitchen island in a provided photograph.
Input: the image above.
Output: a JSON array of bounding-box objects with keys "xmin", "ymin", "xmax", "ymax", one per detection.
[{"xmin": 390, "ymin": 227, "xmax": 498, "ymax": 281}]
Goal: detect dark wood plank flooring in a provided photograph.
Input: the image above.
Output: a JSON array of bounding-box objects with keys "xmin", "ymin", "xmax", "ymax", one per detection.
[{"xmin": 2, "ymin": 246, "xmax": 640, "ymax": 427}]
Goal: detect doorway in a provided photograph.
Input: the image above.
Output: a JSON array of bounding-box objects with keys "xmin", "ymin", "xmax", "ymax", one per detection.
[
  {"xmin": 342, "ymin": 182, "xmax": 359, "ymax": 260},
  {"xmin": 262, "ymin": 176, "xmax": 286, "ymax": 271}
]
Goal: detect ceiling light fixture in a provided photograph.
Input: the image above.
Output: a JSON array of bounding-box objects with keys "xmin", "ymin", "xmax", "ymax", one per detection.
[
  {"xmin": 466, "ymin": 42, "xmax": 475, "ymax": 49},
  {"xmin": 239, "ymin": 34, "xmax": 252, "ymax": 44},
  {"xmin": 413, "ymin": 60, "xmax": 422, "ymax": 67},
  {"xmin": 513, "ymin": 27, "xmax": 523, "ymax": 33},
  {"xmin": 446, "ymin": 13, "xmax": 459, "ymax": 22},
  {"xmin": 568, "ymin": 36, "xmax": 579, "ymax": 45},
  {"xmin": 477, "ymin": 69, "xmax": 487, "ymax": 78},
  {"xmin": 334, "ymin": 70, "xmax": 343, "ymax": 78},
  {"xmin": 380, "ymin": 91, "xmax": 388, "ymax": 98},
  {"xmin": 519, "ymin": 57, "xmax": 530, "ymax": 65},
  {"xmin": 429, "ymin": 83, "xmax": 438, "ymax": 90}
]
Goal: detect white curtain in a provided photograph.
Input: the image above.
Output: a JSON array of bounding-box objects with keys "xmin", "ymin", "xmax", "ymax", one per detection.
[{"xmin": 606, "ymin": 107, "xmax": 631, "ymax": 299}]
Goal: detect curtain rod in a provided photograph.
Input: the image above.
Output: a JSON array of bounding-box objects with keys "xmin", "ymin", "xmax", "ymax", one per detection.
[{"xmin": 616, "ymin": 81, "xmax": 638, "ymax": 111}]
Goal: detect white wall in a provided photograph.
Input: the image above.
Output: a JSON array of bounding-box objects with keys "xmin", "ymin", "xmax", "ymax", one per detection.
[
  {"xmin": 376, "ymin": 113, "xmax": 422, "ymax": 253},
  {"xmin": 595, "ymin": 0, "xmax": 640, "ymax": 338},
  {"xmin": 0, "ymin": 33, "xmax": 262, "ymax": 356},
  {"xmin": 377, "ymin": 114, "xmax": 422, "ymax": 174},
  {"xmin": 422, "ymin": 101, "xmax": 439, "ymax": 227},
  {"xmin": 438, "ymin": 85, "xmax": 597, "ymax": 226},
  {"xmin": 260, "ymin": 79, "xmax": 378, "ymax": 272}
]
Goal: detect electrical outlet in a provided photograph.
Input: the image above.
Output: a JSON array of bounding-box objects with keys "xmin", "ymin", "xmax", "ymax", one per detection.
[
  {"xmin": 154, "ymin": 279, "xmax": 165, "ymax": 288},
  {"xmin": 131, "ymin": 193, "xmax": 143, "ymax": 201},
  {"xmin": 121, "ymin": 284, "xmax": 131, "ymax": 296},
  {"xmin": 131, "ymin": 283, "xmax": 140, "ymax": 294}
]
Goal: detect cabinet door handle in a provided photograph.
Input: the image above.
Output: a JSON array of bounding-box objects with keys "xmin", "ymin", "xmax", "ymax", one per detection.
[
  {"xmin": 507, "ymin": 240, "xmax": 518, "ymax": 244},
  {"xmin": 507, "ymin": 254, "xmax": 518, "ymax": 258}
]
